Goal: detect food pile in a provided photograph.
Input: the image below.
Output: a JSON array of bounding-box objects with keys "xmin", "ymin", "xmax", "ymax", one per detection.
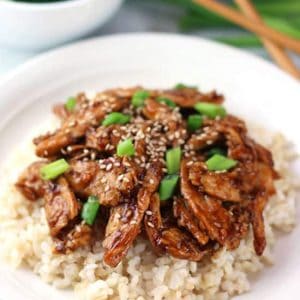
[{"xmin": 15, "ymin": 85, "xmax": 278, "ymax": 267}]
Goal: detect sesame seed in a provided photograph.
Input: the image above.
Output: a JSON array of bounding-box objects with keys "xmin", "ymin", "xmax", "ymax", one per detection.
[
  {"xmin": 125, "ymin": 210, "xmax": 132, "ymax": 218},
  {"xmin": 117, "ymin": 174, "xmax": 124, "ymax": 181},
  {"xmin": 145, "ymin": 210, "xmax": 153, "ymax": 216},
  {"xmin": 106, "ymin": 163, "xmax": 113, "ymax": 171},
  {"xmin": 147, "ymin": 222, "xmax": 154, "ymax": 228}
]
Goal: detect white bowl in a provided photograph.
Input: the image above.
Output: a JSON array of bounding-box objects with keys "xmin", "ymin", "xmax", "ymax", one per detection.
[{"xmin": 0, "ymin": 0, "xmax": 123, "ymax": 51}]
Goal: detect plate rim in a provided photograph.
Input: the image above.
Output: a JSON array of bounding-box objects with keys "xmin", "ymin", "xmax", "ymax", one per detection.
[{"xmin": 1, "ymin": 32, "xmax": 299, "ymax": 89}]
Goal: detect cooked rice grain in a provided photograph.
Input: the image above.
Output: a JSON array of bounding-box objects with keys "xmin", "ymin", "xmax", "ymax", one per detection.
[{"xmin": 0, "ymin": 120, "xmax": 299, "ymax": 300}]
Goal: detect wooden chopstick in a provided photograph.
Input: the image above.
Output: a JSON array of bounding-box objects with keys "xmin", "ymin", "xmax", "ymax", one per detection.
[
  {"xmin": 235, "ymin": 0, "xmax": 300, "ymax": 79},
  {"xmin": 193, "ymin": 0, "xmax": 300, "ymax": 55}
]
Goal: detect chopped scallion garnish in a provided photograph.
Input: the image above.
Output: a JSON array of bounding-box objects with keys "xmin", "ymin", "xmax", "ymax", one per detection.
[
  {"xmin": 174, "ymin": 83, "xmax": 197, "ymax": 90},
  {"xmin": 194, "ymin": 102, "xmax": 226, "ymax": 118},
  {"xmin": 81, "ymin": 195, "xmax": 100, "ymax": 225},
  {"xmin": 131, "ymin": 90, "xmax": 150, "ymax": 107},
  {"xmin": 157, "ymin": 96, "xmax": 176, "ymax": 108},
  {"xmin": 206, "ymin": 154, "xmax": 237, "ymax": 171},
  {"xmin": 65, "ymin": 97, "xmax": 76, "ymax": 112},
  {"xmin": 102, "ymin": 112, "xmax": 131, "ymax": 126},
  {"xmin": 159, "ymin": 175, "xmax": 179, "ymax": 201},
  {"xmin": 187, "ymin": 114, "xmax": 203, "ymax": 132},
  {"xmin": 40, "ymin": 159, "xmax": 70, "ymax": 180},
  {"xmin": 117, "ymin": 139, "xmax": 135, "ymax": 156},
  {"xmin": 166, "ymin": 147, "xmax": 181, "ymax": 175}
]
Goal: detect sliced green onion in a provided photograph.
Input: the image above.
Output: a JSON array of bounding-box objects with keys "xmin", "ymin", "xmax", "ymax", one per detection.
[
  {"xmin": 206, "ymin": 154, "xmax": 237, "ymax": 171},
  {"xmin": 131, "ymin": 90, "xmax": 150, "ymax": 107},
  {"xmin": 187, "ymin": 114, "xmax": 203, "ymax": 132},
  {"xmin": 194, "ymin": 102, "xmax": 226, "ymax": 118},
  {"xmin": 157, "ymin": 96, "xmax": 176, "ymax": 108},
  {"xmin": 166, "ymin": 147, "xmax": 181, "ymax": 175},
  {"xmin": 117, "ymin": 139, "xmax": 135, "ymax": 157},
  {"xmin": 65, "ymin": 97, "xmax": 76, "ymax": 112},
  {"xmin": 159, "ymin": 175, "xmax": 179, "ymax": 201},
  {"xmin": 81, "ymin": 195, "xmax": 100, "ymax": 225},
  {"xmin": 174, "ymin": 83, "xmax": 197, "ymax": 90},
  {"xmin": 40, "ymin": 159, "xmax": 70, "ymax": 180},
  {"xmin": 102, "ymin": 112, "xmax": 131, "ymax": 126},
  {"xmin": 206, "ymin": 147, "xmax": 226, "ymax": 158}
]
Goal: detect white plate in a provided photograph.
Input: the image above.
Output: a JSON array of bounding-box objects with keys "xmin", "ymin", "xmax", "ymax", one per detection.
[{"xmin": 0, "ymin": 33, "xmax": 299, "ymax": 300}]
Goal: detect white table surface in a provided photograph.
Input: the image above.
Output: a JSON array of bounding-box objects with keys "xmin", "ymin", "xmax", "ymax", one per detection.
[{"xmin": 0, "ymin": 0, "xmax": 300, "ymax": 77}]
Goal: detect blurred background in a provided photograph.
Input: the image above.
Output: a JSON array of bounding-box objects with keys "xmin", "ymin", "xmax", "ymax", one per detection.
[{"xmin": 1, "ymin": 0, "xmax": 300, "ymax": 77}]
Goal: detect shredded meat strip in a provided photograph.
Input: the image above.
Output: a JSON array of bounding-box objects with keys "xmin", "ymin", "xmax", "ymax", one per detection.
[
  {"xmin": 55, "ymin": 223, "xmax": 92, "ymax": 253},
  {"xmin": 103, "ymin": 161, "xmax": 163, "ymax": 267},
  {"xmin": 15, "ymin": 161, "xmax": 47, "ymax": 201},
  {"xmin": 173, "ymin": 197, "xmax": 209, "ymax": 245},
  {"xmin": 35, "ymin": 96, "xmax": 130, "ymax": 158},
  {"xmin": 65, "ymin": 157, "xmax": 140, "ymax": 207},
  {"xmin": 143, "ymin": 99, "xmax": 187, "ymax": 147},
  {"xmin": 145, "ymin": 194, "xmax": 207, "ymax": 261},
  {"xmin": 85, "ymin": 125, "xmax": 126, "ymax": 155},
  {"xmin": 181, "ymin": 158, "xmax": 232, "ymax": 245},
  {"xmin": 44, "ymin": 177, "xmax": 81, "ymax": 237},
  {"xmin": 161, "ymin": 88, "xmax": 224, "ymax": 107}
]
